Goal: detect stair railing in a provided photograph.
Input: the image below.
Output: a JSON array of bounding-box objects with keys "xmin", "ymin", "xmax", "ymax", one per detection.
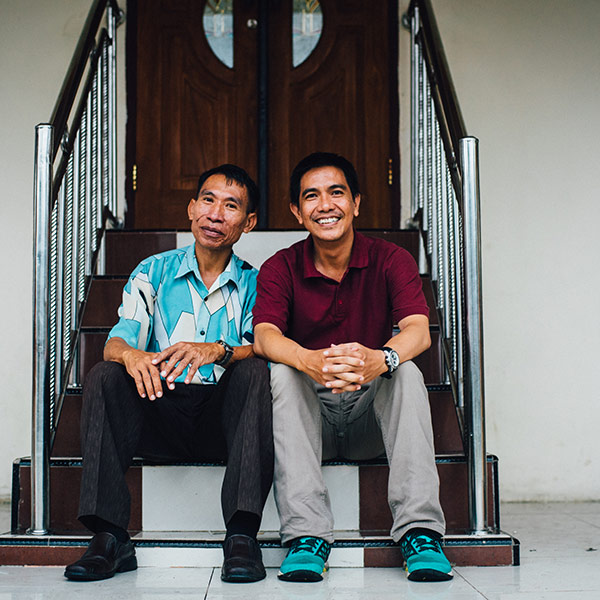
[
  {"xmin": 407, "ymin": 0, "xmax": 488, "ymax": 534},
  {"xmin": 30, "ymin": 0, "xmax": 123, "ymax": 535}
]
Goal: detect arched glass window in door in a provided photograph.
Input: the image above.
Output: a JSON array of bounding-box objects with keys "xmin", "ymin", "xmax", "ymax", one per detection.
[
  {"xmin": 292, "ymin": 0, "xmax": 323, "ymax": 67},
  {"xmin": 203, "ymin": 0, "xmax": 234, "ymax": 68}
]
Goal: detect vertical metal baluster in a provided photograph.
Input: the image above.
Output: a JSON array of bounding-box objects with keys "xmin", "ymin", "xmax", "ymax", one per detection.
[
  {"xmin": 48, "ymin": 185, "xmax": 59, "ymax": 429},
  {"xmin": 446, "ymin": 165, "xmax": 458, "ymax": 377},
  {"xmin": 31, "ymin": 123, "xmax": 53, "ymax": 535},
  {"xmin": 454, "ymin": 192, "xmax": 465, "ymax": 410},
  {"xmin": 425, "ymin": 89, "xmax": 434, "ymax": 268},
  {"xmin": 410, "ymin": 7, "xmax": 420, "ymax": 219},
  {"xmin": 97, "ymin": 38, "xmax": 110, "ymax": 275},
  {"xmin": 439, "ymin": 130, "xmax": 450, "ymax": 342},
  {"xmin": 460, "ymin": 136, "xmax": 487, "ymax": 535},
  {"xmin": 107, "ymin": 4, "xmax": 118, "ymax": 218},
  {"xmin": 63, "ymin": 135, "xmax": 77, "ymax": 383},
  {"xmin": 417, "ymin": 52, "xmax": 425, "ymax": 216},
  {"xmin": 89, "ymin": 71, "xmax": 99, "ymax": 277}
]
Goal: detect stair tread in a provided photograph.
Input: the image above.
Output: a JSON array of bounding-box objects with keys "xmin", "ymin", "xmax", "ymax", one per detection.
[{"xmin": 0, "ymin": 529, "xmax": 517, "ymax": 547}]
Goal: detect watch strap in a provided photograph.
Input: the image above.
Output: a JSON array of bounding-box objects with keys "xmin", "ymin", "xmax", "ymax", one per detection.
[{"xmin": 215, "ymin": 340, "xmax": 234, "ymax": 367}]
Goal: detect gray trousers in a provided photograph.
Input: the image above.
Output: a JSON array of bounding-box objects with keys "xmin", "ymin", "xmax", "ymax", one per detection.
[{"xmin": 271, "ymin": 361, "xmax": 445, "ymax": 544}]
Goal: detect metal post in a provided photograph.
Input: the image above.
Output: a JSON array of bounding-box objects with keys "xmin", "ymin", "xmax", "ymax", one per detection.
[
  {"xmin": 460, "ymin": 136, "xmax": 488, "ymax": 534},
  {"xmin": 30, "ymin": 124, "xmax": 53, "ymax": 535}
]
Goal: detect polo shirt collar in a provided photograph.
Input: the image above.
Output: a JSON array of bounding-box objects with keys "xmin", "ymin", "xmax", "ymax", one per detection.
[
  {"xmin": 302, "ymin": 230, "xmax": 369, "ymax": 279},
  {"xmin": 175, "ymin": 243, "xmax": 241, "ymax": 289}
]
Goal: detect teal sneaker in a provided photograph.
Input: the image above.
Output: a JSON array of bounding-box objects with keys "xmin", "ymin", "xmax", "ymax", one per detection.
[
  {"xmin": 400, "ymin": 529, "xmax": 453, "ymax": 581},
  {"xmin": 278, "ymin": 536, "xmax": 331, "ymax": 582}
]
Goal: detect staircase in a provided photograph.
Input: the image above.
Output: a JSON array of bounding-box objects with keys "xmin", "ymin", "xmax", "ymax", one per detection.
[{"xmin": 1, "ymin": 229, "xmax": 518, "ymax": 567}]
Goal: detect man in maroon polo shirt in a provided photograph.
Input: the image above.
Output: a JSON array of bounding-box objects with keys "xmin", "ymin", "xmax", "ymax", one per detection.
[{"xmin": 253, "ymin": 152, "xmax": 452, "ymax": 583}]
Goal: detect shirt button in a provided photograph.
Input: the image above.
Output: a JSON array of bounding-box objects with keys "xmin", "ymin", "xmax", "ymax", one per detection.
[
  {"xmin": 200, "ymin": 330, "xmax": 205, "ymax": 335},
  {"xmin": 338, "ymin": 300, "xmax": 342, "ymax": 305}
]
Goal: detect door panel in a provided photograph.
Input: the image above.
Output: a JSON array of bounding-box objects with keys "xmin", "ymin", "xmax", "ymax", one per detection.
[
  {"xmin": 135, "ymin": 0, "xmax": 258, "ymax": 228},
  {"xmin": 132, "ymin": 0, "xmax": 398, "ymax": 229}
]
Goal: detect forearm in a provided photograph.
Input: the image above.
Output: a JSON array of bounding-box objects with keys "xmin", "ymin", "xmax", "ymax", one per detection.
[
  {"xmin": 103, "ymin": 337, "xmax": 138, "ymax": 364},
  {"xmin": 254, "ymin": 324, "xmax": 307, "ymax": 371},
  {"xmin": 383, "ymin": 322, "xmax": 431, "ymax": 364},
  {"xmin": 228, "ymin": 343, "xmax": 255, "ymax": 365}
]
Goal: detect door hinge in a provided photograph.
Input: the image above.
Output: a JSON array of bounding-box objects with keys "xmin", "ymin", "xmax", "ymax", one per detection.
[
  {"xmin": 132, "ymin": 164, "xmax": 137, "ymax": 191},
  {"xmin": 388, "ymin": 158, "xmax": 393, "ymax": 186}
]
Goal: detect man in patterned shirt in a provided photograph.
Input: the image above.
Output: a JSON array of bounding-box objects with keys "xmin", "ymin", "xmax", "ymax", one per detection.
[{"xmin": 65, "ymin": 165, "xmax": 273, "ymax": 584}]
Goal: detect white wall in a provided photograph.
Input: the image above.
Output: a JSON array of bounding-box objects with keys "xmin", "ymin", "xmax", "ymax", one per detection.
[
  {"xmin": 430, "ymin": 0, "xmax": 600, "ymax": 500},
  {"xmin": 0, "ymin": 0, "xmax": 599, "ymax": 502}
]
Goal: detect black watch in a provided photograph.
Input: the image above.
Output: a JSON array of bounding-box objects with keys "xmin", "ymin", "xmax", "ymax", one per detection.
[
  {"xmin": 379, "ymin": 346, "xmax": 400, "ymax": 379},
  {"xmin": 215, "ymin": 340, "xmax": 234, "ymax": 367}
]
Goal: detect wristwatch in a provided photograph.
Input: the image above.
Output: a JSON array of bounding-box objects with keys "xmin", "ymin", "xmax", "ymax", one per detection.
[
  {"xmin": 215, "ymin": 340, "xmax": 234, "ymax": 367},
  {"xmin": 380, "ymin": 346, "xmax": 400, "ymax": 379}
]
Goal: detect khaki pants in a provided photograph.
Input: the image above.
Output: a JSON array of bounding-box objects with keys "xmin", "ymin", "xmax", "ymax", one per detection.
[{"xmin": 270, "ymin": 361, "xmax": 445, "ymax": 544}]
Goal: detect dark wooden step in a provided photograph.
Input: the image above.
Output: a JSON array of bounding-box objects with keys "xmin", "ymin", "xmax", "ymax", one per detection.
[
  {"xmin": 52, "ymin": 386, "xmax": 463, "ymax": 458},
  {"xmin": 103, "ymin": 230, "xmax": 422, "ymax": 277},
  {"xmin": 82, "ymin": 272, "xmax": 439, "ymax": 328}
]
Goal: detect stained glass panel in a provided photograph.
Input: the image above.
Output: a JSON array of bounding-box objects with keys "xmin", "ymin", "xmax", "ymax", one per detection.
[
  {"xmin": 203, "ymin": 0, "xmax": 234, "ymax": 68},
  {"xmin": 292, "ymin": 0, "xmax": 323, "ymax": 67}
]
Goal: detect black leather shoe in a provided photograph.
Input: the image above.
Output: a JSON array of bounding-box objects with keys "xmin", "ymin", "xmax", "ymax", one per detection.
[
  {"xmin": 221, "ymin": 534, "xmax": 266, "ymax": 583},
  {"xmin": 64, "ymin": 532, "xmax": 137, "ymax": 581}
]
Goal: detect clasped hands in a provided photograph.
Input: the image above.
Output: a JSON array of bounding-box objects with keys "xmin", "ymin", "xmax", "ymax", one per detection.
[
  {"xmin": 122, "ymin": 341, "xmax": 224, "ymax": 400},
  {"xmin": 302, "ymin": 342, "xmax": 387, "ymax": 394}
]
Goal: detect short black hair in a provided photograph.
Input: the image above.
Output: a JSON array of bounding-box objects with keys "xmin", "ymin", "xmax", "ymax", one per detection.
[
  {"xmin": 289, "ymin": 152, "xmax": 360, "ymax": 207},
  {"xmin": 196, "ymin": 164, "xmax": 259, "ymax": 213}
]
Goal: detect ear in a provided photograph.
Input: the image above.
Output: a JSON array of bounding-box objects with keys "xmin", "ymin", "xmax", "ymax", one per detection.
[
  {"xmin": 289, "ymin": 202, "xmax": 304, "ymax": 225},
  {"xmin": 187, "ymin": 197, "xmax": 196, "ymax": 221},
  {"xmin": 243, "ymin": 212, "xmax": 257, "ymax": 233},
  {"xmin": 353, "ymin": 194, "xmax": 361, "ymax": 217}
]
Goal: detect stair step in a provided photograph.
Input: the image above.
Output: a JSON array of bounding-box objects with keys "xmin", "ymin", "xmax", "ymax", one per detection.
[
  {"xmin": 0, "ymin": 530, "xmax": 519, "ymax": 567},
  {"xmin": 82, "ymin": 273, "xmax": 438, "ymax": 328},
  {"xmin": 52, "ymin": 386, "xmax": 463, "ymax": 457},
  {"xmin": 12, "ymin": 455, "xmax": 497, "ymax": 535}
]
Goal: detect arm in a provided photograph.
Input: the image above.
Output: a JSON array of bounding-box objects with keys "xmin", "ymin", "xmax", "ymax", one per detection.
[
  {"xmin": 312, "ymin": 314, "xmax": 431, "ymax": 391},
  {"xmin": 254, "ymin": 322, "xmax": 363, "ymax": 391}
]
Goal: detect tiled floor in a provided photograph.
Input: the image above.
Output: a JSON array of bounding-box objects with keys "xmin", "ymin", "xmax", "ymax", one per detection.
[{"xmin": 1, "ymin": 502, "xmax": 599, "ymax": 598}]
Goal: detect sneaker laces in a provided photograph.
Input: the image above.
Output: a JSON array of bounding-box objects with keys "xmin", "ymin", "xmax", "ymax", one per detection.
[
  {"xmin": 404, "ymin": 534, "xmax": 443, "ymax": 556},
  {"xmin": 290, "ymin": 537, "xmax": 330, "ymax": 560}
]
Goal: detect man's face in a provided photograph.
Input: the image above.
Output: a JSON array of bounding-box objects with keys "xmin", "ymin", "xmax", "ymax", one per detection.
[
  {"xmin": 188, "ymin": 174, "xmax": 256, "ymax": 251},
  {"xmin": 290, "ymin": 166, "xmax": 360, "ymax": 243}
]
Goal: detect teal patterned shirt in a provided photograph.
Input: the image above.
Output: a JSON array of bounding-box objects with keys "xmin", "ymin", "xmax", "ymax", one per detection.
[{"xmin": 108, "ymin": 244, "xmax": 257, "ymax": 384}]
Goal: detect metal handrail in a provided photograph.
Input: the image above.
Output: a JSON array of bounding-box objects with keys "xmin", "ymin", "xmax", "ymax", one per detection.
[
  {"xmin": 407, "ymin": 0, "xmax": 488, "ymax": 535},
  {"xmin": 30, "ymin": 0, "xmax": 122, "ymax": 535}
]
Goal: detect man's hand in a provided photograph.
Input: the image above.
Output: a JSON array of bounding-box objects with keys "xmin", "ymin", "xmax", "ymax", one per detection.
[
  {"xmin": 120, "ymin": 347, "xmax": 164, "ymax": 400},
  {"xmin": 152, "ymin": 341, "xmax": 225, "ymax": 386},
  {"xmin": 320, "ymin": 343, "xmax": 387, "ymax": 393}
]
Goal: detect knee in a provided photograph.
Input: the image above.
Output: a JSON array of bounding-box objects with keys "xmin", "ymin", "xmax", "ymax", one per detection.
[
  {"xmin": 83, "ymin": 361, "xmax": 127, "ymax": 392},
  {"xmin": 270, "ymin": 363, "xmax": 302, "ymax": 399}
]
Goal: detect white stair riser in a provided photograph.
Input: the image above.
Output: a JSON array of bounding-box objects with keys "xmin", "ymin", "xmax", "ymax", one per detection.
[
  {"xmin": 142, "ymin": 465, "xmax": 360, "ymax": 532},
  {"xmin": 177, "ymin": 231, "xmax": 307, "ymax": 269}
]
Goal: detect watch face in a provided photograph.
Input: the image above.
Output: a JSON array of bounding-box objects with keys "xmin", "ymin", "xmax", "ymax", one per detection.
[{"xmin": 389, "ymin": 350, "xmax": 400, "ymax": 369}]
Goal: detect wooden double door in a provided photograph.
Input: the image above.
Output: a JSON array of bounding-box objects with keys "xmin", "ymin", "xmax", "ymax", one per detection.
[{"xmin": 131, "ymin": 0, "xmax": 399, "ymax": 229}]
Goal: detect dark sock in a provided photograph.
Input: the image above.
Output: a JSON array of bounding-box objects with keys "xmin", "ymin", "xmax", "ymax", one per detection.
[
  {"xmin": 225, "ymin": 510, "xmax": 260, "ymax": 540},
  {"xmin": 92, "ymin": 516, "xmax": 130, "ymax": 543}
]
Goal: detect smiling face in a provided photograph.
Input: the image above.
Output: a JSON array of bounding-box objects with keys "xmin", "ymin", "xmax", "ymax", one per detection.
[
  {"xmin": 290, "ymin": 166, "xmax": 360, "ymax": 244},
  {"xmin": 188, "ymin": 174, "xmax": 256, "ymax": 252}
]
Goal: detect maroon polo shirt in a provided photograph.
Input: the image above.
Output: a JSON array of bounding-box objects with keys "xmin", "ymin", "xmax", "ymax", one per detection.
[{"xmin": 253, "ymin": 231, "xmax": 429, "ymax": 350}]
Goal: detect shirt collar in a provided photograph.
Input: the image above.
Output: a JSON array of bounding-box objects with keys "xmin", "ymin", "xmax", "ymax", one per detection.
[
  {"xmin": 175, "ymin": 243, "xmax": 241, "ymax": 289},
  {"xmin": 302, "ymin": 230, "xmax": 369, "ymax": 279}
]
